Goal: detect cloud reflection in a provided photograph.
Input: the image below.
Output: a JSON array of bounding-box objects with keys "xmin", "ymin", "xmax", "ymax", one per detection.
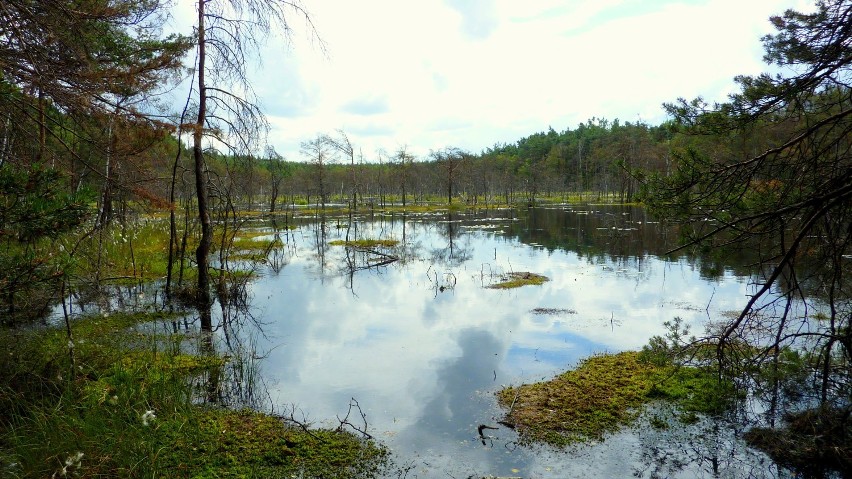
[{"xmin": 247, "ymin": 207, "xmax": 763, "ymax": 477}]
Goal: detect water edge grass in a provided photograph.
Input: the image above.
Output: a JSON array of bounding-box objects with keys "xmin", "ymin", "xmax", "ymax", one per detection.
[{"xmin": 0, "ymin": 312, "xmax": 388, "ymax": 478}]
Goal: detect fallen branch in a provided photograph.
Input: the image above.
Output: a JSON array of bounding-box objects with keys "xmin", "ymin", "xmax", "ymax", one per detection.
[{"xmin": 336, "ymin": 397, "xmax": 373, "ymax": 439}]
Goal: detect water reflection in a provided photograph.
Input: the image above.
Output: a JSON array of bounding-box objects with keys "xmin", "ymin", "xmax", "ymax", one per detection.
[
  {"xmin": 47, "ymin": 205, "xmax": 783, "ymax": 476},
  {"xmin": 232, "ymin": 205, "xmax": 783, "ymax": 477}
]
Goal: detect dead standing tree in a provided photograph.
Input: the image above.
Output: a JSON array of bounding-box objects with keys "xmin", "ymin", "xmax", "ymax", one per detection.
[
  {"xmin": 265, "ymin": 146, "xmax": 288, "ymax": 214},
  {"xmin": 431, "ymin": 146, "xmax": 467, "ymax": 204},
  {"xmin": 327, "ymin": 129, "xmax": 359, "ymax": 210},
  {"xmin": 187, "ymin": 0, "xmax": 322, "ymax": 329},
  {"xmin": 394, "ymin": 146, "xmax": 415, "ymax": 207},
  {"xmin": 300, "ymin": 134, "xmax": 335, "ymax": 210}
]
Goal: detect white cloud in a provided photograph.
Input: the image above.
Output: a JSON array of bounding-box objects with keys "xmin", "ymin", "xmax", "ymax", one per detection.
[
  {"xmin": 171, "ymin": 0, "xmax": 805, "ymax": 159},
  {"xmin": 444, "ymin": 0, "xmax": 500, "ymax": 40}
]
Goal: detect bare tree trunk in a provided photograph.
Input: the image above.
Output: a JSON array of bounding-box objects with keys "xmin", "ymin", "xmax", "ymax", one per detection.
[
  {"xmin": 96, "ymin": 113, "xmax": 115, "ymax": 228},
  {"xmin": 37, "ymin": 88, "xmax": 45, "ymax": 163},
  {"xmin": 0, "ymin": 110, "xmax": 11, "ymax": 167},
  {"xmin": 166, "ymin": 145, "xmax": 181, "ymax": 297},
  {"xmin": 178, "ymin": 192, "xmax": 190, "ymax": 288},
  {"xmin": 194, "ymin": 1, "xmax": 213, "ymax": 331},
  {"xmin": 167, "ymin": 65, "xmax": 195, "ymax": 298}
]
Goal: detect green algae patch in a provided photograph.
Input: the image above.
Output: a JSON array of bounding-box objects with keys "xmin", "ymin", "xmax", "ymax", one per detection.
[
  {"xmin": 329, "ymin": 239, "xmax": 400, "ymax": 248},
  {"xmin": 488, "ymin": 272, "xmax": 549, "ymax": 289},
  {"xmin": 496, "ymin": 351, "xmax": 727, "ymax": 447}
]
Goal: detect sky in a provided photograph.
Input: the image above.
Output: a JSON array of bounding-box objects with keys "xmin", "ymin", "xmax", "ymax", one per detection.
[{"xmin": 168, "ymin": 0, "xmax": 811, "ymax": 161}]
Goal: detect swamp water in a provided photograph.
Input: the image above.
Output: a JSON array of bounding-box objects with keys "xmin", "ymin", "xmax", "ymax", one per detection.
[{"xmin": 72, "ymin": 205, "xmax": 794, "ymax": 477}]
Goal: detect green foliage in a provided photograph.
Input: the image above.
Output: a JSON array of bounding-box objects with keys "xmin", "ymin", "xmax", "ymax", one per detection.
[
  {"xmin": 641, "ymin": 0, "xmax": 852, "ymax": 418},
  {"xmin": 0, "ymin": 0, "xmax": 191, "ymax": 115},
  {"xmin": 638, "ymin": 317, "xmax": 697, "ymax": 366},
  {"xmin": 0, "ymin": 165, "xmax": 92, "ymax": 243},
  {"xmin": 0, "ymin": 164, "xmax": 93, "ymax": 322}
]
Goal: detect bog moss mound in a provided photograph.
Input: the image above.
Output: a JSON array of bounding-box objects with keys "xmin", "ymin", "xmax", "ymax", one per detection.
[
  {"xmin": 497, "ymin": 351, "xmax": 729, "ymax": 447},
  {"xmin": 0, "ymin": 312, "xmax": 387, "ymax": 478},
  {"xmin": 488, "ymin": 272, "xmax": 549, "ymax": 289},
  {"xmin": 161, "ymin": 408, "xmax": 387, "ymax": 479}
]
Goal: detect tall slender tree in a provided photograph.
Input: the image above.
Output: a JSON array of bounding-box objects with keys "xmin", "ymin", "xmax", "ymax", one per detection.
[
  {"xmin": 188, "ymin": 0, "xmax": 321, "ymax": 326},
  {"xmin": 300, "ymin": 134, "xmax": 334, "ymax": 209}
]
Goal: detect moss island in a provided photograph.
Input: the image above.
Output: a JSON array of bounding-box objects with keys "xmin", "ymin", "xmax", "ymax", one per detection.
[{"xmin": 497, "ymin": 350, "xmax": 730, "ymax": 447}]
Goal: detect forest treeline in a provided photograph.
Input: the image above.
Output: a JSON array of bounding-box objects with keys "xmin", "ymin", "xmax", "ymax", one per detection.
[{"xmin": 0, "ymin": 101, "xmax": 767, "ymax": 219}]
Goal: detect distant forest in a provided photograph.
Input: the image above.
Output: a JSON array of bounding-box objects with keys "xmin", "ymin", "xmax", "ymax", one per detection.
[{"xmin": 0, "ymin": 102, "xmax": 790, "ymax": 219}]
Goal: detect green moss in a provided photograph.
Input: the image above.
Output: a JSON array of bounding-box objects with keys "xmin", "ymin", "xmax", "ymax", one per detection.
[
  {"xmin": 328, "ymin": 239, "xmax": 400, "ymax": 248},
  {"xmin": 160, "ymin": 408, "xmax": 388, "ymax": 478},
  {"xmin": 0, "ymin": 312, "xmax": 388, "ymax": 478},
  {"xmin": 497, "ymin": 351, "xmax": 730, "ymax": 447},
  {"xmin": 487, "ymin": 272, "xmax": 549, "ymax": 289}
]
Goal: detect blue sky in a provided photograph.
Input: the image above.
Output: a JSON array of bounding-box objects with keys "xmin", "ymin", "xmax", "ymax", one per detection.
[{"xmin": 169, "ymin": 0, "xmax": 810, "ymax": 161}]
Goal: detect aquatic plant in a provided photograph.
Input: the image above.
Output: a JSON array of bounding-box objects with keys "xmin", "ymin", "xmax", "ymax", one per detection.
[{"xmin": 487, "ymin": 272, "xmax": 549, "ymax": 289}]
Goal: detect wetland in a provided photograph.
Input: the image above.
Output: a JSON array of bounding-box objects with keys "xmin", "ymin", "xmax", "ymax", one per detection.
[
  {"xmin": 84, "ymin": 204, "xmax": 813, "ymax": 477},
  {"xmin": 6, "ymin": 203, "xmax": 840, "ymax": 478}
]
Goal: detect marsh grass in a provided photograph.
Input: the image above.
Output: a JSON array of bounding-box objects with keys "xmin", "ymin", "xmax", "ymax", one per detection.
[
  {"xmin": 71, "ymin": 220, "xmax": 177, "ymax": 283},
  {"xmin": 0, "ymin": 312, "xmax": 387, "ymax": 478},
  {"xmin": 497, "ymin": 351, "xmax": 730, "ymax": 447},
  {"xmin": 68, "ymin": 218, "xmax": 287, "ymax": 289}
]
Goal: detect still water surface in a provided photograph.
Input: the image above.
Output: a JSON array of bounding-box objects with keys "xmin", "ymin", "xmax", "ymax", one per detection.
[{"xmin": 220, "ymin": 205, "xmax": 786, "ymax": 478}]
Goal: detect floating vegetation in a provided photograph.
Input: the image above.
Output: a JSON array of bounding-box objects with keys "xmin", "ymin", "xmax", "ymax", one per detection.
[
  {"xmin": 487, "ymin": 272, "xmax": 549, "ymax": 289},
  {"xmin": 531, "ymin": 307, "xmax": 577, "ymax": 315},
  {"xmin": 329, "ymin": 239, "xmax": 400, "ymax": 248},
  {"xmin": 496, "ymin": 351, "xmax": 729, "ymax": 447}
]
